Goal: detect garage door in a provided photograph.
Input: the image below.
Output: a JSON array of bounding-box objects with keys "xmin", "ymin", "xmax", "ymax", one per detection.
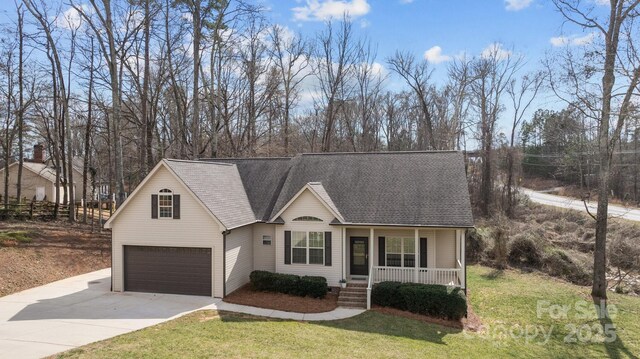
[{"xmin": 124, "ymin": 246, "xmax": 212, "ymax": 296}]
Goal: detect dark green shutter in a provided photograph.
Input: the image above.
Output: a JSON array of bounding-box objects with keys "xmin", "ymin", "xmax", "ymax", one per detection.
[
  {"xmin": 378, "ymin": 236, "xmax": 385, "ymax": 266},
  {"xmin": 151, "ymin": 194, "xmax": 158, "ymax": 219},
  {"xmin": 324, "ymin": 231, "xmax": 332, "ymax": 266},
  {"xmin": 173, "ymin": 195, "xmax": 181, "ymax": 219},
  {"xmin": 420, "ymin": 237, "xmax": 428, "ymax": 268},
  {"xmin": 284, "ymin": 231, "xmax": 291, "ymax": 265}
]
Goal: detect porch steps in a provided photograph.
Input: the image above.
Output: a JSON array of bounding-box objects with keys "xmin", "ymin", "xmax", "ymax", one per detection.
[{"xmin": 338, "ymin": 283, "xmax": 367, "ymax": 308}]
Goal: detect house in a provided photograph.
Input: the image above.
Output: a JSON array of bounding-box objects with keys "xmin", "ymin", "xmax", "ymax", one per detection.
[
  {"xmin": 0, "ymin": 144, "xmax": 83, "ymax": 203},
  {"xmin": 104, "ymin": 151, "xmax": 473, "ymax": 307}
]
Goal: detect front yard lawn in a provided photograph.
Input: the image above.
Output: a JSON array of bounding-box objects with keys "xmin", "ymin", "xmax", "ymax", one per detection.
[{"xmin": 58, "ymin": 266, "xmax": 640, "ymax": 358}]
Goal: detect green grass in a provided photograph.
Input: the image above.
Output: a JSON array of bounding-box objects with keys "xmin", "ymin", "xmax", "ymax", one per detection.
[
  {"xmin": 58, "ymin": 266, "xmax": 640, "ymax": 358},
  {"xmin": 0, "ymin": 230, "xmax": 32, "ymax": 245}
]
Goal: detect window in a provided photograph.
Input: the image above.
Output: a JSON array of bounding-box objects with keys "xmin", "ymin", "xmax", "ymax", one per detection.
[
  {"xmin": 386, "ymin": 237, "xmax": 415, "ymax": 267},
  {"xmin": 291, "ymin": 231, "xmax": 324, "ymax": 265},
  {"xmin": 158, "ymin": 189, "xmax": 173, "ymax": 218},
  {"xmin": 292, "ymin": 231, "xmax": 307, "ymax": 264},
  {"xmin": 308, "ymin": 232, "xmax": 325, "ymax": 264},
  {"xmin": 292, "ymin": 216, "xmax": 323, "ymax": 222},
  {"xmin": 262, "ymin": 235, "xmax": 272, "ymax": 246}
]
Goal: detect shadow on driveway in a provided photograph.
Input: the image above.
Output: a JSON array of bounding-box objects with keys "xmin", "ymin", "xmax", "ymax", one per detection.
[{"xmin": 7, "ymin": 275, "xmax": 218, "ymax": 322}]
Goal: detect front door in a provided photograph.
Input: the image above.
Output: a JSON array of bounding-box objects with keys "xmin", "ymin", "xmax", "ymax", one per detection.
[{"xmin": 350, "ymin": 237, "xmax": 369, "ymax": 276}]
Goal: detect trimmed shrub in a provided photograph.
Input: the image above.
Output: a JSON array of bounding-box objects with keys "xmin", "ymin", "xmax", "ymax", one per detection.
[
  {"xmin": 249, "ymin": 270, "xmax": 328, "ymax": 298},
  {"xmin": 371, "ymin": 281, "xmax": 405, "ymax": 310},
  {"xmin": 508, "ymin": 234, "xmax": 542, "ymax": 267},
  {"xmin": 249, "ymin": 270, "xmax": 277, "ymax": 291},
  {"xmin": 372, "ymin": 281, "xmax": 467, "ymax": 320},
  {"xmin": 299, "ymin": 276, "xmax": 328, "ymax": 298}
]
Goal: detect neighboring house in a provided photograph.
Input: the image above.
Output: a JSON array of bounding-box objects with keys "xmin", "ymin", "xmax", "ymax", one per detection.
[
  {"xmin": 0, "ymin": 144, "xmax": 82, "ymax": 203},
  {"xmin": 105, "ymin": 151, "xmax": 473, "ymax": 304}
]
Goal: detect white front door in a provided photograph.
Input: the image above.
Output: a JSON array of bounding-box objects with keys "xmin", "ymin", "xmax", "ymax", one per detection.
[{"xmin": 36, "ymin": 186, "xmax": 45, "ymax": 201}]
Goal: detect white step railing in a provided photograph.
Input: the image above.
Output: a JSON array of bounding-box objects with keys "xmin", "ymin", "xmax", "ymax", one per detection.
[{"xmin": 371, "ymin": 266, "xmax": 461, "ymax": 287}]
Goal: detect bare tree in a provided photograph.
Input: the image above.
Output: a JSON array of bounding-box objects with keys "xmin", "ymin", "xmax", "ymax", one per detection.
[
  {"xmin": 504, "ymin": 71, "xmax": 544, "ymax": 216},
  {"xmin": 552, "ymin": 0, "xmax": 640, "ymax": 301},
  {"xmin": 24, "ymin": 0, "xmax": 76, "ymax": 220},
  {"xmin": 387, "ymin": 51, "xmax": 436, "ymax": 150},
  {"xmin": 314, "ymin": 17, "xmax": 359, "ymax": 152},
  {"xmin": 467, "ymin": 45, "xmax": 522, "ymax": 216},
  {"xmin": 269, "ymin": 25, "xmax": 310, "ymax": 155}
]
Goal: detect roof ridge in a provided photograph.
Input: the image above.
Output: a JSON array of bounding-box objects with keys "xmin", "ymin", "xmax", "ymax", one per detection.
[
  {"xmin": 165, "ymin": 158, "xmax": 235, "ymax": 166},
  {"xmin": 200, "ymin": 157, "xmax": 292, "ymax": 161},
  {"xmin": 299, "ymin": 150, "xmax": 460, "ymax": 156}
]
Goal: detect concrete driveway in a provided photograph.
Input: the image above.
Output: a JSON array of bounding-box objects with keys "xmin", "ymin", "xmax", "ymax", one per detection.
[{"xmin": 0, "ymin": 269, "xmax": 219, "ymax": 359}]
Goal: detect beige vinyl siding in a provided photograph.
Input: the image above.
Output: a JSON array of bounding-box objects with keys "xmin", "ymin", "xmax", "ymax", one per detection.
[
  {"xmin": 225, "ymin": 225, "xmax": 253, "ymax": 295},
  {"xmin": 435, "ymin": 229, "xmax": 457, "ymax": 268},
  {"xmin": 419, "ymin": 229, "xmax": 437, "ymax": 268},
  {"xmin": 0, "ymin": 164, "xmax": 54, "ymax": 202},
  {"xmin": 276, "ymin": 189, "xmax": 343, "ymax": 286},
  {"xmin": 111, "ymin": 166, "xmax": 224, "ymax": 297},
  {"xmin": 253, "ymin": 223, "xmax": 276, "ymax": 272}
]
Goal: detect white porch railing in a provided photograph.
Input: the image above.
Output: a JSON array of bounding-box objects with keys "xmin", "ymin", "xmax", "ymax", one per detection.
[
  {"xmin": 366, "ymin": 265, "xmax": 462, "ymax": 310},
  {"xmin": 371, "ymin": 266, "xmax": 462, "ymax": 287}
]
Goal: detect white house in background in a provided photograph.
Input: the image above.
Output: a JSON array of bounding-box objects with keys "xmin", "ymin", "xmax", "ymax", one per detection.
[
  {"xmin": 104, "ymin": 151, "xmax": 474, "ymax": 308},
  {"xmin": 0, "ymin": 144, "xmax": 82, "ymax": 203}
]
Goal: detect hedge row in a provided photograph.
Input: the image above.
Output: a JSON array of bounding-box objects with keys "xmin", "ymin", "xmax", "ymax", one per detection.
[
  {"xmin": 249, "ymin": 270, "xmax": 328, "ymax": 298},
  {"xmin": 371, "ymin": 281, "xmax": 467, "ymax": 320}
]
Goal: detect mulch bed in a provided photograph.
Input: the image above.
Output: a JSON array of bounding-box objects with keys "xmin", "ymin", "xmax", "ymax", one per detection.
[{"xmin": 223, "ymin": 284, "xmax": 339, "ymax": 313}]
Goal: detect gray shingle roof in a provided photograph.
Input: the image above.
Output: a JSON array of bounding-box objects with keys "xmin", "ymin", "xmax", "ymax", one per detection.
[
  {"xmin": 269, "ymin": 152, "xmax": 473, "ymax": 227},
  {"xmin": 164, "ymin": 159, "xmax": 256, "ymax": 230},
  {"xmin": 200, "ymin": 158, "xmax": 292, "ymax": 221},
  {"xmin": 195, "ymin": 151, "xmax": 473, "ymax": 228}
]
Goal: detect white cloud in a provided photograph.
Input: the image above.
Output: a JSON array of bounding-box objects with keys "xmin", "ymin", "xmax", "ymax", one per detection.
[
  {"xmin": 54, "ymin": 5, "xmax": 90, "ymax": 30},
  {"xmin": 423, "ymin": 46, "xmax": 451, "ymax": 64},
  {"xmin": 505, "ymin": 0, "xmax": 532, "ymax": 11},
  {"xmin": 481, "ymin": 43, "xmax": 512, "ymax": 60},
  {"xmin": 550, "ymin": 32, "xmax": 597, "ymax": 47},
  {"xmin": 593, "ymin": 0, "xmax": 610, "ymax": 5},
  {"xmin": 399, "ymin": 0, "xmax": 414, "ymax": 3},
  {"xmin": 292, "ymin": 0, "xmax": 371, "ymax": 21},
  {"xmin": 359, "ymin": 18, "xmax": 370, "ymax": 28}
]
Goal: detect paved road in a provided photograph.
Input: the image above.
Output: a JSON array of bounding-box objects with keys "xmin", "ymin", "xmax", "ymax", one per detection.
[
  {"xmin": 0, "ymin": 269, "xmax": 219, "ymax": 359},
  {"xmin": 521, "ymin": 188, "xmax": 640, "ymax": 222}
]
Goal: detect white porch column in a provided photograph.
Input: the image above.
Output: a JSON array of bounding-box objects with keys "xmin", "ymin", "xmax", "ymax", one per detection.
[
  {"xmin": 461, "ymin": 229, "xmax": 466, "ymax": 288},
  {"xmin": 369, "ymin": 228, "xmax": 374, "ymax": 277},
  {"xmin": 342, "ymin": 227, "xmax": 346, "ymax": 281},
  {"xmin": 414, "ymin": 228, "xmax": 419, "ymax": 282}
]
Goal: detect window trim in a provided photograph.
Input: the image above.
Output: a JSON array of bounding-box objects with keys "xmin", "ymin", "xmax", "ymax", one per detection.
[
  {"xmin": 291, "ymin": 230, "xmax": 325, "ymax": 265},
  {"xmin": 385, "ymin": 237, "xmax": 416, "ymax": 268},
  {"xmin": 292, "ymin": 216, "xmax": 323, "ymax": 222},
  {"xmin": 262, "ymin": 235, "xmax": 272, "ymax": 246},
  {"xmin": 158, "ymin": 188, "xmax": 173, "ymax": 219}
]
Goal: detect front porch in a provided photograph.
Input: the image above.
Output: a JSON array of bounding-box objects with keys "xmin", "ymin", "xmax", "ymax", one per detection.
[{"xmin": 339, "ymin": 226, "xmax": 466, "ymax": 308}]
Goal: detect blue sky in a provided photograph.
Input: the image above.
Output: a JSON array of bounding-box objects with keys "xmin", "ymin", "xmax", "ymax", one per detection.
[
  {"xmin": 262, "ymin": 0, "xmax": 583, "ymax": 80},
  {"xmin": 0, "ymin": 0, "xmax": 604, "ymax": 138}
]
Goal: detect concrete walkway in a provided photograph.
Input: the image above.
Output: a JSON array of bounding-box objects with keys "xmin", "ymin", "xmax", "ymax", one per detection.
[
  {"xmin": 217, "ymin": 302, "xmax": 365, "ymax": 321},
  {"xmin": 0, "ymin": 269, "xmax": 364, "ymax": 359}
]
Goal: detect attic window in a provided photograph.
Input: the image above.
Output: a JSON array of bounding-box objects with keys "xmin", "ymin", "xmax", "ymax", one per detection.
[
  {"xmin": 158, "ymin": 189, "xmax": 173, "ymax": 218},
  {"xmin": 292, "ymin": 216, "xmax": 322, "ymax": 222}
]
